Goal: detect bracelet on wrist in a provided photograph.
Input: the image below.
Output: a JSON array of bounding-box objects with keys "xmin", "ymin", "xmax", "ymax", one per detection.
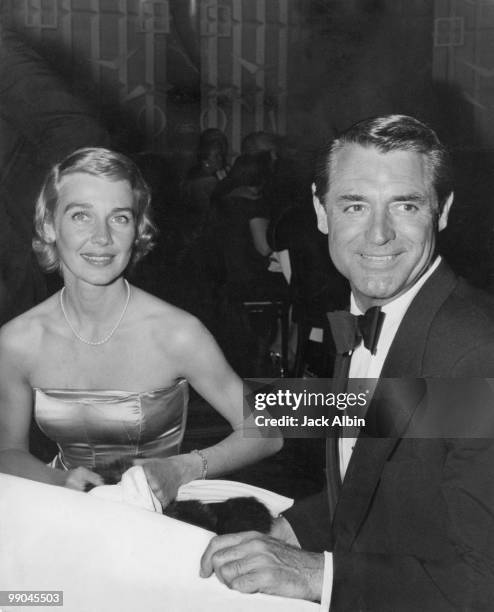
[{"xmin": 191, "ymin": 449, "xmax": 208, "ymax": 480}]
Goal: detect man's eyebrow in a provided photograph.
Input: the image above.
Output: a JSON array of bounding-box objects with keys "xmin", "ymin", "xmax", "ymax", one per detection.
[
  {"xmin": 337, "ymin": 194, "xmax": 366, "ymax": 202},
  {"xmin": 335, "ymin": 192, "xmax": 427, "ymax": 203},
  {"xmin": 392, "ymin": 193, "xmax": 427, "ymax": 202}
]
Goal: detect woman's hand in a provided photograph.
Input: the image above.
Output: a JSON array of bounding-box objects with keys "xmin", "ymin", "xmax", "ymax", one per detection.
[
  {"xmin": 64, "ymin": 467, "xmax": 104, "ymax": 491},
  {"xmin": 133, "ymin": 455, "xmax": 199, "ymax": 508}
]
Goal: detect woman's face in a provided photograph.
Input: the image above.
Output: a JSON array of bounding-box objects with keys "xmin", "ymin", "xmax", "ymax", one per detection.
[{"xmin": 47, "ymin": 172, "xmax": 137, "ymax": 286}]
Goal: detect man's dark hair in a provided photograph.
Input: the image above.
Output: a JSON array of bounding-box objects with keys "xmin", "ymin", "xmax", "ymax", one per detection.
[{"xmin": 314, "ymin": 114, "xmax": 453, "ymax": 212}]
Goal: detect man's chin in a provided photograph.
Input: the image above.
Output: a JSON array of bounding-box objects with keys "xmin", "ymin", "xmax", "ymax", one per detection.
[{"xmin": 352, "ymin": 280, "xmax": 403, "ymax": 308}]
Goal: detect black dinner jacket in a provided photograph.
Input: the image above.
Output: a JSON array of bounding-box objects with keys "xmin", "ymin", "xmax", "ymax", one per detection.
[{"xmin": 284, "ymin": 261, "xmax": 494, "ymax": 611}]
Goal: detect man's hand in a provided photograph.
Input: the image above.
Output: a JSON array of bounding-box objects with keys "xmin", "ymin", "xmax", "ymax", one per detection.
[{"xmin": 200, "ymin": 531, "xmax": 324, "ymax": 601}]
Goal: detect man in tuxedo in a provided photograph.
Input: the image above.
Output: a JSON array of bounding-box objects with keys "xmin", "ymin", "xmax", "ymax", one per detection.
[{"xmin": 200, "ymin": 115, "xmax": 494, "ymax": 610}]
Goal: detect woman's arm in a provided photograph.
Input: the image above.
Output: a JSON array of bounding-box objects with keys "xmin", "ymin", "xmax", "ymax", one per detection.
[
  {"xmin": 181, "ymin": 317, "xmax": 284, "ymax": 471},
  {"xmin": 0, "ymin": 323, "xmax": 102, "ymax": 490},
  {"xmin": 0, "ymin": 323, "xmax": 64, "ymax": 484},
  {"xmin": 137, "ymin": 316, "xmax": 283, "ymax": 506}
]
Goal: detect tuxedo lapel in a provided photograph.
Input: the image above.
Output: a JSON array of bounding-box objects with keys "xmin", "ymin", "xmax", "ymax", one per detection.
[
  {"xmin": 332, "ymin": 436, "xmax": 397, "ymax": 549},
  {"xmin": 332, "ymin": 261, "xmax": 458, "ymax": 550},
  {"xmin": 333, "ymin": 379, "xmax": 427, "ymax": 549},
  {"xmin": 380, "ymin": 261, "xmax": 457, "ymax": 378}
]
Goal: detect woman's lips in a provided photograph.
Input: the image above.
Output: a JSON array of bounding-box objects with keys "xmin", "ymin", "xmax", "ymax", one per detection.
[{"xmin": 81, "ymin": 254, "xmax": 115, "ymax": 266}]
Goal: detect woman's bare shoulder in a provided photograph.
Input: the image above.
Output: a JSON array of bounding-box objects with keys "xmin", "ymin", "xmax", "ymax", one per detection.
[
  {"xmin": 130, "ymin": 287, "xmax": 206, "ymax": 346},
  {"xmin": 0, "ymin": 295, "xmax": 60, "ymax": 359}
]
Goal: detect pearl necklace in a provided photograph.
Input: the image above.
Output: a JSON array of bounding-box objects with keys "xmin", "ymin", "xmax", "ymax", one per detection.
[{"xmin": 60, "ymin": 279, "xmax": 131, "ymax": 346}]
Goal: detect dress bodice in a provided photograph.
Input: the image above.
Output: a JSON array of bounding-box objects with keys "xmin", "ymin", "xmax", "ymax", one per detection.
[{"xmin": 34, "ymin": 380, "xmax": 189, "ymax": 482}]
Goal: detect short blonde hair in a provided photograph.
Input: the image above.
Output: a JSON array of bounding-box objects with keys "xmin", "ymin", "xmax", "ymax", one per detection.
[{"xmin": 33, "ymin": 147, "xmax": 157, "ymax": 273}]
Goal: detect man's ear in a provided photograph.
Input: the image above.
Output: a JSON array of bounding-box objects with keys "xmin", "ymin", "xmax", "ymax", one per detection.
[
  {"xmin": 438, "ymin": 192, "xmax": 454, "ymax": 232},
  {"xmin": 312, "ymin": 183, "xmax": 328, "ymax": 234}
]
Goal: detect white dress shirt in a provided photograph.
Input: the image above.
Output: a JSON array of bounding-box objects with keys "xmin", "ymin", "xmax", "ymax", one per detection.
[{"xmin": 320, "ymin": 256, "xmax": 441, "ymax": 610}]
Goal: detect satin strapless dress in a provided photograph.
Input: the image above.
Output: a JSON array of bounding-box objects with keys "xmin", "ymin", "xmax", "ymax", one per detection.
[{"xmin": 34, "ymin": 380, "xmax": 189, "ymax": 482}]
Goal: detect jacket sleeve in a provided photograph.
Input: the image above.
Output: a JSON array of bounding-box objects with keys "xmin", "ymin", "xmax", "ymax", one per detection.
[{"xmin": 283, "ymin": 488, "xmax": 333, "ymax": 553}]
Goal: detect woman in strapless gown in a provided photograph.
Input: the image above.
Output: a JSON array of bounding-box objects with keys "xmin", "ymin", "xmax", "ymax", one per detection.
[
  {"xmin": 34, "ymin": 383, "xmax": 189, "ymax": 483},
  {"xmin": 0, "ymin": 147, "xmax": 282, "ymax": 505}
]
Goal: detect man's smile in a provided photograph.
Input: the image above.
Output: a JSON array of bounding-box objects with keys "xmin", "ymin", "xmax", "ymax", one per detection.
[{"xmin": 358, "ymin": 252, "xmax": 402, "ymax": 266}]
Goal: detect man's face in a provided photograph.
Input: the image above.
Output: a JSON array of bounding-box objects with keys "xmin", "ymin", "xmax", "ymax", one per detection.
[{"xmin": 319, "ymin": 144, "xmax": 451, "ymax": 311}]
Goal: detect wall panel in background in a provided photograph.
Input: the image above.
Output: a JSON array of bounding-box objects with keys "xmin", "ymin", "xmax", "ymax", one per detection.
[{"xmin": 433, "ymin": 0, "xmax": 494, "ymax": 150}]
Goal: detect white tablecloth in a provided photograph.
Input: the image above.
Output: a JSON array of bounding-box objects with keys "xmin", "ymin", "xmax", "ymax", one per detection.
[{"xmin": 0, "ymin": 474, "xmax": 318, "ymax": 612}]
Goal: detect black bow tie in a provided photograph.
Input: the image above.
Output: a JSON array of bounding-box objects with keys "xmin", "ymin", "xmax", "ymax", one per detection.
[{"xmin": 327, "ymin": 306, "xmax": 385, "ymax": 356}]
